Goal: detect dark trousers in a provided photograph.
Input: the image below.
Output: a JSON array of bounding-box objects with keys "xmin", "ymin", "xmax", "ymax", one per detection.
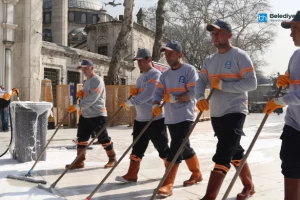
[
  {"xmin": 131, "ymin": 118, "xmax": 170, "ymax": 159},
  {"xmin": 211, "ymin": 113, "xmax": 246, "ymax": 173},
  {"xmin": 77, "ymin": 115, "xmax": 112, "ymax": 150},
  {"xmin": 280, "ymin": 125, "xmax": 300, "ymax": 179},
  {"xmin": 167, "ymin": 121, "xmax": 196, "ymax": 164},
  {"xmin": 0, "ymin": 107, "xmax": 9, "ymax": 131}
]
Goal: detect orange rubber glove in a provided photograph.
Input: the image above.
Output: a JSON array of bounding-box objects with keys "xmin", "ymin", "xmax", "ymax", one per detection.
[
  {"xmin": 163, "ymin": 93, "xmax": 177, "ymax": 103},
  {"xmin": 130, "ymin": 87, "xmax": 139, "ymax": 96},
  {"xmin": 120, "ymin": 100, "xmax": 133, "ymax": 108},
  {"xmin": 76, "ymin": 90, "xmax": 84, "ymax": 99},
  {"xmin": 12, "ymin": 88, "xmax": 19, "ymax": 96},
  {"xmin": 152, "ymin": 104, "xmax": 162, "ymax": 116},
  {"xmin": 212, "ymin": 78, "xmax": 223, "ymax": 90},
  {"xmin": 3, "ymin": 93, "xmax": 11, "ymax": 101},
  {"xmin": 263, "ymin": 98, "xmax": 286, "ymax": 115},
  {"xmin": 68, "ymin": 105, "xmax": 78, "ymax": 113},
  {"xmin": 277, "ymin": 75, "xmax": 290, "ymax": 87},
  {"xmin": 196, "ymin": 98, "xmax": 209, "ymax": 111}
]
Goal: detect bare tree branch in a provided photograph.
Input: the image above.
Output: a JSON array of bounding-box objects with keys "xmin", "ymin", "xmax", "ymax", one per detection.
[{"xmin": 107, "ymin": 0, "xmax": 135, "ymax": 85}]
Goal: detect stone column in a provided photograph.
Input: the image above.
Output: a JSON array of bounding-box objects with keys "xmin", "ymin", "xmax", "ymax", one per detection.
[
  {"xmin": 2, "ymin": 0, "xmax": 19, "ymax": 91},
  {"xmin": 4, "ymin": 46, "xmax": 12, "ymax": 91},
  {"xmin": 13, "ymin": 0, "xmax": 42, "ymax": 101},
  {"xmin": 52, "ymin": 0, "xmax": 68, "ymax": 46}
]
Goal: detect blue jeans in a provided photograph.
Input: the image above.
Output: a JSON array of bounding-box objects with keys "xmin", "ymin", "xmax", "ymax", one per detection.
[{"xmin": 0, "ymin": 107, "xmax": 9, "ymax": 131}]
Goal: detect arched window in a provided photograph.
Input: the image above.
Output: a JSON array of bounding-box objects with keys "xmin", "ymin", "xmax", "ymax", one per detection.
[
  {"xmin": 81, "ymin": 13, "xmax": 86, "ymax": 23},
  {"xmin": 69, "ymin": 12, "xmax": 74, "ymax": 22}
]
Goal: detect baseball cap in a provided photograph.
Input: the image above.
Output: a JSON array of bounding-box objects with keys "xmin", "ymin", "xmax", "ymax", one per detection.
[
  {"xmin": 133, "ymin": 48, "xmax": 152, "ymax": 61},
  {"xmin": 281, "ymin": 11, "xmax": 300, "ymax": 29},
  {"xmin": 206, "ymin": 19, "xmax": 232, "ymax": 32},
  {"xmin": 160, "ymin": 40, "xmax": 182, "ymax": 52},
  {"xmin": 77, "ymin": 59, "xmax": 94, "ymax": 69}
]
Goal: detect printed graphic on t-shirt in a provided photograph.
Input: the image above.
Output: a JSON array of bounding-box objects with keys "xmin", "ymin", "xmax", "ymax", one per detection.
[
  {"xmin": 179, "ymin": 76, "xmax": 185, "ymax": 83},
  {"xmin": 225, "ymin": 60, "xmax": 232, "ymax": 69},
  {"xmin": 143, "ymin": 76, "xmax": 148, "ymax": 82}
]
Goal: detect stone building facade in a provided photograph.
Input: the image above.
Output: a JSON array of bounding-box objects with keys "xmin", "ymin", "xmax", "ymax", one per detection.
[
  {"xmin": 0, "ymin": 0, "xmax": 169, "ymax": 102},
  {"xmin": 42, "ymin": 0, "xmax": 114, "ymax": 47},
  {"xmin": 85, "ymin": 21, "xmax": 169, "ymax": 85}
]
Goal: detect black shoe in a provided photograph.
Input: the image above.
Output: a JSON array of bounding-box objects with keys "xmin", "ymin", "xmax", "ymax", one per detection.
[{"xmin": 3, "ymin": 129, "xmax": 9, "ymax": 132}]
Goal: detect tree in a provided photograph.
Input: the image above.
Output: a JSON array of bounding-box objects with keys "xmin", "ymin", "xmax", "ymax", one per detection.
[
  {"xmin": 152, "ymin": 0, "xmax": 168, "ymax": 62},
  {"xmin": 107, "ymin": 0, "xmax": 135, "ymax": 85},
  {"xmin": 145, "ymin": 0, "xmax": 276, "ymax": 70}
]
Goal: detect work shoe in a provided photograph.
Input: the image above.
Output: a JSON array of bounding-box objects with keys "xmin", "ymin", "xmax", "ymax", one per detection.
[
  {"xmin": 104, "ymin": 149, "xmax": 116, "ymax": 168},
  {"xmin": 115, "ymin": 160, "xmax": 140, "ymax": 183},
  {"xmin": 65, "ymin": 147, "xmax": 86, "ymax": 170},
  {"xmin": 183, "ymin": 154, "xmax": 203, "ymax": 186},
  {"xmin": 201, "ymin": 171, "xmax": 225, "ymax": 200},
  {"xmin": 284, "ymin": 178, "xmax": 300, "ymax": 200},
  {"xmin": 235, "ymin": 162, "xmax": 255, "ymax": 200},
  {"xmin": 157, "ymin": 162, "xmax": 179, "ymax": 197}
]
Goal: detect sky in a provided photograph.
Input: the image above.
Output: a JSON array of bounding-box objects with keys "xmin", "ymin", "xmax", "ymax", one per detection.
[{"xmin": 100, "ymin": 0, "xmax": 300, "ymax": 75}]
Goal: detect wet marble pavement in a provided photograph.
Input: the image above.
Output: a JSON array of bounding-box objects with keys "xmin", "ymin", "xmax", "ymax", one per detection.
[{"xmin": 0, "ymin": 112, "xmax": 286, "ymax": 200}]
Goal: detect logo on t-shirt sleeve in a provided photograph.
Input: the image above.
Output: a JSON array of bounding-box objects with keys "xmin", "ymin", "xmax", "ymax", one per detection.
[
  {"xmin": 225, "ymin": 61, "xmax": 232, "ymax": 69},
  {"xmin": 179, "ymin": 76, "xmax": 185, "ymax": 83}
]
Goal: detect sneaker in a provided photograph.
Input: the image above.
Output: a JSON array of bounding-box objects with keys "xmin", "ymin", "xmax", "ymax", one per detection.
[{"xmin": 3, "ymin": 129, "xmax": 9, "ymax": 132}]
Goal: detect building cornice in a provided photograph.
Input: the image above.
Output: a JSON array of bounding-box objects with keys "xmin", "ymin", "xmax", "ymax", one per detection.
[
  {"xmin": 2, "ymin": 23, "xmax": 18, "ymax": 30},
  {"xmin": 3, "ymin": 0, "xmax": 19, "ymax": 5},
  {"xmin": 42, "ymin": 42, "xmax": 135, "ymax": 71},
  {"xmin": 3, "ymin": 40, "xmax": 15, "ymax": 48}
]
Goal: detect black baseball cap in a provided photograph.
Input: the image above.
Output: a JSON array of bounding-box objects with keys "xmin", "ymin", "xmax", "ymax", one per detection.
[
  {"xmin": 206, "ymin": 19, "xmax": 232, "ymax": 32},
  {"xmin": 160, "ymin": 40, "xmax": 182, "ymax": 52},
  {"xmin": 281, "ymin": 11, "xmax": 300, "ymax": 29},
  {"xmin": 77, "ymin": 59, "xmax": 94, "ymax": 69},
  {"xmin": 133, "ymin": 48, "xmax": 152, "ymax": 61}
]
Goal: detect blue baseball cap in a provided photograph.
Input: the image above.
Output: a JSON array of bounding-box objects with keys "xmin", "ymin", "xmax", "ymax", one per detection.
[
  {"xmin": 281, "ymin": 11, "xmax": 300, "ymax": 29},
  {"xmin": 206, "ymin": 19, "xmax": 232, "ymax": 32},
  {"xmin": 133, "ymin": 48, "xmax": 152, "ymax": 61},
  {"xmin": 160, "ymin": 40, "xmax": 182, "ymax": 52},
  {"xmin": 77, "ymin": 59, "xmax": 94, "ymax": 69}
]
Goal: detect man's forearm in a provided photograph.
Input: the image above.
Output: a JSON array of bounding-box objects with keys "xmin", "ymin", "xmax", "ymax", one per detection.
[{"xmin": 177, "ymin": 93, "xmax": 191, "ymax": 102}]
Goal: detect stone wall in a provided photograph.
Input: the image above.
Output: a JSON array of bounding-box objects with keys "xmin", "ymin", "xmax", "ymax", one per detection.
[
  {"xmin": 41, "ymin": 41, "xmax": 136, "ymax": 86},
  {"xmin": 86, "ymin": 22, "xmax": 169, "ymax": 88}
]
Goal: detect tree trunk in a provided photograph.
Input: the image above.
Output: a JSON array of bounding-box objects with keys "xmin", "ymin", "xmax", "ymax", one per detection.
[
  {"xmin": 107, "ymin": 0, "xmax": 135, "ymax": 85},
  {"xmin": 152, "ymin": 0, "xmax": 167, "ymax": 62}
]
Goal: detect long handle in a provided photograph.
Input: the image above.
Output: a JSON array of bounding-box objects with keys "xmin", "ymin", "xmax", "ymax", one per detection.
[
  {"xmin": 221, "ymin": 87, "xmax": 282, "ymax": 200},
  {"xmin": 150, "ymin": 89, "xmax": 215, "ymax": 200},
  {"xmin": 26, "ymin": 112, "xmax": 69, "ymax": 176},
  {"xmin": 85, "ymin": 102, "xmax": 166, "ymax": 200},
  {"xmin": 50, "ymin": 95, "xmax": 133, "ymax": 189}
]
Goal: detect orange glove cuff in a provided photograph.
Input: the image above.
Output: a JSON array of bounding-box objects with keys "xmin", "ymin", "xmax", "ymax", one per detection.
[
  {"xmin": 76, "ymin": 90, "xmax": 84, "ymax": 98},
  {"xmin": 212, "ymin": 79, "xmax": 222, "ymax": 90},
  {"xmin": 130, "ymin": 88, "xmax": 139, "ymax": 96},
  {"xmin": 277, "ymin": 75, "xmax": 290, "ymax": 87},
  {"xmin": 3, "ymin": 93, "xmax": 11, "ymax": 101}
]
